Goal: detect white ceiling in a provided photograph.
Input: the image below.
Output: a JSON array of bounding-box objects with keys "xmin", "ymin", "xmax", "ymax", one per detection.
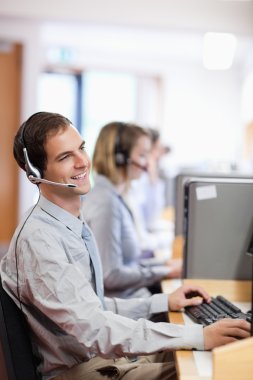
[
  {"xmin": 0, "ymin": 0, "xmax": 252, "ymax": 71},
  {"xmin": 0, "ymin": 0, "xmax": 253, "ymax": 35}
]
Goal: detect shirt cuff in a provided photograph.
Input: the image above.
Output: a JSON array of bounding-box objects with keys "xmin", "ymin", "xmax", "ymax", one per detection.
[
  {"xmin": 183, "ymin": 324, "xmax": 204, "ymax": 350},
  {"xmin": 150, "ymin": 293, "xmax": 169, "ymax": 314}
]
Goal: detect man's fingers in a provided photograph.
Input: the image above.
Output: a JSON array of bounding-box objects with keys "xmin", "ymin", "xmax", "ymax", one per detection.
[
  {"xmin": 183, "ymin": 285, "xmax": 211, "ymax": 303},
  {"xmin": 183, "ymin": 297, "xmax": 203, "ymax": 307},
  {"xmin": 226, "ymin": 326, "xmax": 251, "ymax": 339},
  {"xmin": 220, "ymin": 318, "xmax": 251, "ymax": 331}
]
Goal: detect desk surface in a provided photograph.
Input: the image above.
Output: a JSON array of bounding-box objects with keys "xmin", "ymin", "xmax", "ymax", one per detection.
[
  {"xmin": 170, "ymin": 310, "xmax": 211, "ymax": 380},
  {"xmin": 162, "ymin": 279, "xmax": 251, "ymax": 380}
]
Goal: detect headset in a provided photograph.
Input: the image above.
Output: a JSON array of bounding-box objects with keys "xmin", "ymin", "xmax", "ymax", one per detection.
[
  {"xmin": 20, "ymin": 119, "xmax": 77, "ymax": 188},
  {"xmin": 15, "ymin": 198, "xmax": 40, "ymax": 311},
  {"xmin": 114, "ymin": 122, "xmax": 130, "ymax": 167}
]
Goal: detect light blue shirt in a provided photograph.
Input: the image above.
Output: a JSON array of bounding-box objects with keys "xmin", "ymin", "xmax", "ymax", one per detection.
[
  {"xmin": 82, "ymin": 175, "xmax": 171, "ymax": 298},
  {"xmin": 0, "ymin": 195, "xmax": 204, "ymax": 380}
]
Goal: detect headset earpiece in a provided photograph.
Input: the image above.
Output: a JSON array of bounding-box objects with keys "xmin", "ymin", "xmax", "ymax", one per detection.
[
  {"xmin": 21, "ymin": 121, "xmax": 42, "ymax": 182},
  {"xmin": 114, "ymin": 123, "xmax": 129, "ymax": 167},
  {"xmin": 23, "ymin": 148, "xmax": 42, "ymax": 179}
]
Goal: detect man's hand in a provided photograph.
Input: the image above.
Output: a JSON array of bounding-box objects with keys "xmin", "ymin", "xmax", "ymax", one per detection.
[
  {"xmin": 168, "ymin": 284, "xmax": 211, "ymax": 311},
  {"xmin": 203, "ymin": 319, "xmax": 251, "ymax": 350}
]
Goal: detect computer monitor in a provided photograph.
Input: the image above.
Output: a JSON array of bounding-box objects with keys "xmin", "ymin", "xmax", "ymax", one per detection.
[
  {"xmin": 246, "ymin": 236, "xmax": 253, "ymax": 335},
  {"xmin": 247, "ymin": 234, "xmax": 253, "ymax": 256},
  {"xmin": 183, "ymin": 177, "xmax": 253, "ymax": 280},
  {"xmin": 174, "ymin": 172, "xmax": 253, "ymax": 237}
]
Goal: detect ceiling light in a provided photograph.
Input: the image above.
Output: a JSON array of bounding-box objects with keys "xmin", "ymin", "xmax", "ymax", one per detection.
[{"xmin": 203, "ymin": 32, "xmax": 237, "ymax": 70}]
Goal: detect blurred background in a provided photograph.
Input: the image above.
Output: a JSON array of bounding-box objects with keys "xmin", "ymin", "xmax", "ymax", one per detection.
[{"xmin": 1, "ymin": 0, "xmax": 253, "ymax": 251}]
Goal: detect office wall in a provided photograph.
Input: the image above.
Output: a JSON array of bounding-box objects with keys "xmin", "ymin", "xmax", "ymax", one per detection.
[
  {"xmin": 39, "ymin": 21, "xmax": 251, "ymax": 170},
  {"xmin": 0, "ymin": 19, "xmax": 43, "ymax": 217},
  {"xmin": 1, "ymin": 0, "xmax": 253, "ymax": 34},
  {"xmin": 163, "ymin": 64, "xmax": 242, "ymax": 166},
  {"xmin": 0, "ymin": 17, "xmax": 253, "ymax": 219}
]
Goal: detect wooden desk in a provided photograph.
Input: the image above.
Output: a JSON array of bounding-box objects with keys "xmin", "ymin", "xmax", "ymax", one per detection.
[{"xmin": 162, "ymin": 279, "xmax": 253, "ymax": 380}]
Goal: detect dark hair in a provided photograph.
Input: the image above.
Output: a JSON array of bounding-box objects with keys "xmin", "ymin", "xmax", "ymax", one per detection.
[
  {"xmin": 146, "ymin": 128, "xmax": 160, "ymax": 145},
  {"xmin": 13, "ymin": 112, "xmax": 72, "ymax": 175},
  {"xmin": 146, "ymin": 127, "xmax": 171, "ymax": 154}
]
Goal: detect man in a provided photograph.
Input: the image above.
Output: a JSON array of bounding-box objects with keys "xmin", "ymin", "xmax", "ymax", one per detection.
[{"xmin": 0, "ymin": 112, "xmax": 250, "ymax": 380}]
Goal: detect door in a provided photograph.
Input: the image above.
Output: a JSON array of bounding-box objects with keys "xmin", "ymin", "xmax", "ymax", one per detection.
[{"xmin": 0, "ymin": 42, "xmax": 22, "ymax": 254}]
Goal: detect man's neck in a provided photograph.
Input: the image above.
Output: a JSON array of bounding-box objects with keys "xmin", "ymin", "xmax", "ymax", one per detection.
[{"xmin": 40, "ymin": 189, "xmax": 81, "ymax": 217}]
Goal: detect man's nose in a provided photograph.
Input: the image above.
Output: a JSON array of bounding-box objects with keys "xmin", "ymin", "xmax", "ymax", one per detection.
[{"xmin": 75, "ymin": 152, "xmax": 88, "ymax": 167}]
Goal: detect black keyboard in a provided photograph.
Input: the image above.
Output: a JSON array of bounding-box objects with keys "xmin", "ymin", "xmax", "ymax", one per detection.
[{"xmin": 185, "ymin": 295, "xmax": 252, "ymax": 326}]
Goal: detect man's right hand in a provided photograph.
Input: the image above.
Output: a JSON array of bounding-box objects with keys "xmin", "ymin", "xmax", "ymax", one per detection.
[{"xmin": 203, "ymin": 318, "xmax": 251, "ymax": 350}]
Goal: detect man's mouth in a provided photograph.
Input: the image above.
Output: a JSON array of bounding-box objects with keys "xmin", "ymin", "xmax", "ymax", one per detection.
[{"xmin": 71, "ymin": 172, "xmax": 87, "ymax": 180}]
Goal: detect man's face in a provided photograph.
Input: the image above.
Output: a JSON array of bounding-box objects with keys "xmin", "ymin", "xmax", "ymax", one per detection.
[{"xmin": 42, "ymin": 124, "xmax": 91, "ymax": 196}]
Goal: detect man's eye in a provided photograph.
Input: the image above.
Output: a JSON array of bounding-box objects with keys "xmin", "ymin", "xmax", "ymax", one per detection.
[
  {"xmin": 80, "ymin": 145, "xmax": 86, "ymax": 151},
  {"xmin": 59, "ymin": 155, "xmax": 69, "ymax": 161}
]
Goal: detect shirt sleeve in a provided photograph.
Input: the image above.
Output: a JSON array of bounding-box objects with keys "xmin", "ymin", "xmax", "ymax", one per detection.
[
  {"xmin": 105, "ymin": 293, "xmax": 169, "ymax": 320},
  {"xmin": 6, "ymin": 230, "xmax": 204, "ymax": 359}
]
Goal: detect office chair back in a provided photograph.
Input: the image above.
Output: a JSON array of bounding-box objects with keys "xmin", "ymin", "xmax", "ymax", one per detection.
[{"xmin": 0, "ymin": 277, "xmax": 41, "ymax": 380}]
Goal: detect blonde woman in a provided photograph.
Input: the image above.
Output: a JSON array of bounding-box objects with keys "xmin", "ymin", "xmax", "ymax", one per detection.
[{"xmin": 82, "ymin": 122, "xmax": 181, "ymax": 299}]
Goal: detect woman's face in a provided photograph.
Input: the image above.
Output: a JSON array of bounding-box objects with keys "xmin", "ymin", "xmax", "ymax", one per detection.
[
  {"xmin": 128, "ymin": 135, "xmax": 151, "ymax": 180},
  {"xmin": 151, "ymin": 139, "xmax": 164, "ymax": 161}
]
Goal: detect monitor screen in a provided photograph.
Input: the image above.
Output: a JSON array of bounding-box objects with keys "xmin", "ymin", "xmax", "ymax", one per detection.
[{"xmin": 183, "ymin": 178, "xmax": 253, "ymax": 280}]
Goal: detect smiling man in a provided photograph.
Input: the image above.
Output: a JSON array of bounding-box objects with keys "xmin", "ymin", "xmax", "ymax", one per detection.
[{"xmin": 0, "ymin": 112, "xmax": 250, "ymax": 380}]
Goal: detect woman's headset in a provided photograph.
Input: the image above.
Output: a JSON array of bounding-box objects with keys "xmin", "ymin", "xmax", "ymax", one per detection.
[{"xmin": 114, "ymin": 122, "xmax": 130, "ymax": 167}]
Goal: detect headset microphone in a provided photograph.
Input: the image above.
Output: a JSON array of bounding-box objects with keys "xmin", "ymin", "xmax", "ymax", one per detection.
[
  {"xmin": 23, "ymin": 148, "xmax": 77, "ymax": 188},
  {"xmin": 128, "ymin": 159, "xmax": 148, "ymax": 171},
  {"xmin": 28, "ymin": 175, "xmax": 77, "ymax": 188}
]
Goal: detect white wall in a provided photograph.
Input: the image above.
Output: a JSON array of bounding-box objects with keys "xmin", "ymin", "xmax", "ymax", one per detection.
[
  {"xmin": 162, "ymin": 64, "xmax": 243, "ymax": 166},
  {"xmin": 1, "ymin": 0, "xmax": 253, "ymax": 34},
  {"xmin": 0, "ymin": 17, "xmax": 253, "ymax": 215}
]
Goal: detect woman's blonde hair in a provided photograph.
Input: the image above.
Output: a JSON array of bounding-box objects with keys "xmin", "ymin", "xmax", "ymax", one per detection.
[{"xmin": 92, "ymin": 121, "xmax": 150, "ymax": 184}]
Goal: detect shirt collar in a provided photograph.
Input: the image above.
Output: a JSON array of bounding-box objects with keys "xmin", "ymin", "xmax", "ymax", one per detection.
[
  {"xmin": 94, "ymin": 174, "xmax": 120, "ymax": 196},
  {"xmin": 38, "ymin": 195, "xmax": 83, "ymax": 237}
]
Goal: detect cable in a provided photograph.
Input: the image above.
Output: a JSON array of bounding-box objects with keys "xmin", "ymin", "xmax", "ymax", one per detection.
[{"xmin": 14, "ymin": 193, "xmax": 40, "ymax": 311}]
